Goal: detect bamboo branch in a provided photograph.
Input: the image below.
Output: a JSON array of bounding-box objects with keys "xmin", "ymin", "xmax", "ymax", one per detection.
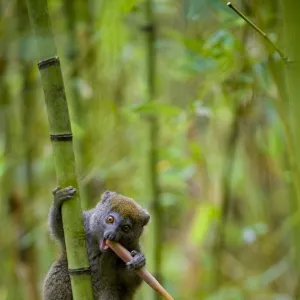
[
  {"xmin": 227, "ymin": 2, "xmax": 288, "ymax": 62},
  {"xmin": 106, "ymin": 241, "xmax": 174, "ymax": 300}
]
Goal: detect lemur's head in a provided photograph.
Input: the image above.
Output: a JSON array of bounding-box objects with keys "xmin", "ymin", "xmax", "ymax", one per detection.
[{"xmin": 89, "ymin": 191, "xmax": 150, "ymax": 252}]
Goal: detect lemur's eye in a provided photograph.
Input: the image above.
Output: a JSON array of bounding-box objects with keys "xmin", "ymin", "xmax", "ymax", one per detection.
[
  {"xmin": 106, "ymin": 216, "xmax": 114, "ymax": 223},
  {"xmin": 123, "ymin": 225, "xmax": 131, "ymax": 232}
]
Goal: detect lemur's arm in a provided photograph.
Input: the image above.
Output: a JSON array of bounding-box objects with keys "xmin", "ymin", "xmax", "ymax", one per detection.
[{"xmin": 48, "ymin": 186, "xmax": 76, "ymax": 247}]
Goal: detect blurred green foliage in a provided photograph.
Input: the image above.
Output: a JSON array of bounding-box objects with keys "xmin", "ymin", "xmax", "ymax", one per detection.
[{"xmin": 0, "ymin": 0, "xmax": 297, "ymax": 299}]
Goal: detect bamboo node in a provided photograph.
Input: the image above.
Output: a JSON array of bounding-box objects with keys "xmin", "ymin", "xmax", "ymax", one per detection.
[
  {"xmin": 50, "ymin": 133, "xmax": 73, "ymax": 142},
  {"xmin": 68, "ymin": 267, "xmax": 91, "ymax": 275},
  {"xmin": 141, "ymin": 24, "xmax": 155, "ymax": 32},
  {"xmin": 38, "ymin": 56, "xmax": 60, "ymax": 69}
]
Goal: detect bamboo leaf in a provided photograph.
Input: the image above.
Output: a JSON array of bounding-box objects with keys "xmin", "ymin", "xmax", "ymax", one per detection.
[{"xmin": 129, "ymin": 102, "xmax": 182, "ymax": 116}]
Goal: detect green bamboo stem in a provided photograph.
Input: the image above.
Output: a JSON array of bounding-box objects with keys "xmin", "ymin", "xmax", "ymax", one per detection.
[
  {"xmin": 282, "ymin": 2, "xmax": 300, "ymax": 296},
  {"xmin": 0, "ymin": 1, "xmax": 22, "ymax": 297},
  {"xmin": 25, "ymin": 1, "xmax": 94, "ymax": 299},
  {"xmin": 268, "ymin": 58, "xmax": 300, "ymax": 227},
  {"xmin": 144, "ymin": 0, "xmax": 163, "ymax": 297},
  {"xmin": 16, "ymin": 0, "xmax": 39, "ymax": 298}
]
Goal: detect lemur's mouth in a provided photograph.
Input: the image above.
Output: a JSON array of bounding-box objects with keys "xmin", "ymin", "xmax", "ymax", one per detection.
[{"xmin": 100, "ymin": 239, "xmax": 110, "ymax": 251}]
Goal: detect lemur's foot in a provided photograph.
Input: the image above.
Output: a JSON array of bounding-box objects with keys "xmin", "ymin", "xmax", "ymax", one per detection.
[
  {"xmin": 126, "ymin": 251, "xmax": 146, "ymax": 270},
  {"xmin": 52, "ymin": 186, "xmax": 76, "ymax": 207}
]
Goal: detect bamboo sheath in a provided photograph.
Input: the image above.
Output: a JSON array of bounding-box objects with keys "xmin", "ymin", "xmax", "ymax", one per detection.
[{"xmin": 106, "ymin": 240, "xmax": 174, "ymax": 300}]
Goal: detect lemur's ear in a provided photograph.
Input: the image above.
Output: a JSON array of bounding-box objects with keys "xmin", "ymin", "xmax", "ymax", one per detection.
[
  {"xmin": 142, "ymin": 209, "xmax": 150, "ymax": 226},
  {"xmin": 101, "ymin": 191, "xmax": 117, "ymax": 203}
]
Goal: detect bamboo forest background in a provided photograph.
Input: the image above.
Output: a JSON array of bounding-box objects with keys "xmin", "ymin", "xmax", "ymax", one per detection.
[{"xmin": 0, "ymin": 0, "xmax": 297, "ymax": 299}]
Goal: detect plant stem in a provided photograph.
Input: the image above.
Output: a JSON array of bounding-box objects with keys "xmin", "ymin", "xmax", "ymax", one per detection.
[
  {"xmin": 144, "ymin": 0, "xmax": 163, "ymax": 297},
  {"xmin": 25, "ymin": 1, "xmax": 94, "ymax": 299},
  {"xmin": 282, "ymin": 1, "xmax": 300, "ymax": 297},
  {"xmin": 16, "ymin": 0, "xmax": 39, "ymax": 298}
]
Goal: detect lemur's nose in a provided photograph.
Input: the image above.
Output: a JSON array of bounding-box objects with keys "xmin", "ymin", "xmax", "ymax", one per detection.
[{"xmin": 104, "ymin": 231, "xmax": 120, "ymax": 242}]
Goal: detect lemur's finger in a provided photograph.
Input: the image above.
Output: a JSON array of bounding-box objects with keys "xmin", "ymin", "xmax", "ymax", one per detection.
[
  {"xmin": 58, "ymin": 187, "xmax": 76, "ymax": 196},
  {"xmin": 127, "ymin": 253, "xmax": 146, "ymax": 270},
  {"xmin": 67, "ymin": 188, "xmax": 77, "ymax": 195},
  {"xmin": 52, "ymin": 186, "xmax": 61, "ymax": 195}
]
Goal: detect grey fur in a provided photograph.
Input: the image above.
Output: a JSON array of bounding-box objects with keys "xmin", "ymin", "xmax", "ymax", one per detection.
[{"xmin": 43, "ymin": 188, "xmax": 150, "ymax": 300}]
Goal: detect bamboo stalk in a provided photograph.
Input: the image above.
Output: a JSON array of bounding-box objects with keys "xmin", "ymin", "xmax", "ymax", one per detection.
[
  {"xmin": 106, "ymin": 241, "xmax": 174, "ymax": 300},
  {"xmin": 282, "ymin": 1, "xmax": 300, "ymax": 297},
  {"xmin": 16, "ymin": 0, "xmax": 39, "ymax": 298},
  {"xmin": 144, "ymin": 0, "xmax": 163, "ymax": 296},
  {"xmin": 25, "ymin": 1, "xmax": 94, "ymax": 299},
  {"xmin": 0, "ymin": 1, "xmax": 23, "ymax": 297}
]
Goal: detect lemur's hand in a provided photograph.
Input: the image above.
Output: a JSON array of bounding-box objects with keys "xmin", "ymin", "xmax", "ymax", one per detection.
[
  {"xmin": 126, "ymin": 251, "xmax": 146, "ymax": 270},
  {"xmin": 52, "ymin": 186, "xmax": 76, "ymax": 208}
]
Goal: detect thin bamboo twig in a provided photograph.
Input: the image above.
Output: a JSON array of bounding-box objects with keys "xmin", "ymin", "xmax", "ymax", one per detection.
[
  {"xmin": 106, "ymin": 241, "xmax": 174, "ymax": 300},
  {"xmin": 227, "ymin": 2, "xmax": 288, "ymax": 62}
]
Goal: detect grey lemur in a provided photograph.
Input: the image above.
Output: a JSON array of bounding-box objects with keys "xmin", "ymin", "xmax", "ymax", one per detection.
[{"xmin": 43, "ymin": 186, "xmax": 150, "ymax": 300}]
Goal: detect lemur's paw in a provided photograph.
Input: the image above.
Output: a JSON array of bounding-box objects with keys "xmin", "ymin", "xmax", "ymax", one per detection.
[
  {"xmin": 130, "ymin": 250, "xmax": 138, "ymax": 257},
  {"xmin": 126, "ymin": 251, "xmax": 146, "ymax": 270},
  {"xmin": 53, "ymin": 186, "xmax": 76, "ymax": 207}
]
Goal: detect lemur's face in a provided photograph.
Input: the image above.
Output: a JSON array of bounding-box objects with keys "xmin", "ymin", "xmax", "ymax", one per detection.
[
  {"xmin": 98, "ymin": 211, "xmax": 144, "ymax": 252},
  {"xmin": 89, "ymin": 191, "xmax": 150, "ymax": 253}
]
